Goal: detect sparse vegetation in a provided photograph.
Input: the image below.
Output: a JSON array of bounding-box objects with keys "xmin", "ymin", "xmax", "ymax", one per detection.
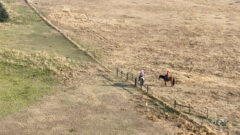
[
  {"xmin": 0, "ymin": 2, "xmax": 9, "ymax": 22},
  {"xmin": 0, "ymin": 48, "xmax": 77, "ymax": 117},
  {"xmin": 0, "ymin": 62, "xmax": 55, "ymax": 117}
]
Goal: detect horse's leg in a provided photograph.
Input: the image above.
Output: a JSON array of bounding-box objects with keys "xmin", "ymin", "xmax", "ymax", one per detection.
[
  {"xmin": 165, "ymin": 80, "xmax": 166, "ymax": 86},
  {"xmin": 173, "ymin": 78, "xmax": 175, "ymax": 86}
]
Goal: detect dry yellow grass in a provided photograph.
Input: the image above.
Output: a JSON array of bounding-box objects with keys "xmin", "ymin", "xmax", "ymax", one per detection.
[
  {"xmin": 0, "ymin": 48, "xmax": 75, "ymax": 75},
  {"xmin": 0, "ymin": 47, "xmax": 89, "ymax": 86},
  {"xmin": 31, "ymin": 0, "xmax": 240, "ymax": 134}
]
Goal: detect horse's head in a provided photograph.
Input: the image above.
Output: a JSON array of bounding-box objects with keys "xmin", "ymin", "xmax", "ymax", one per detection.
[{"xmin": 159, "ymin": 75, "xmax": 165, "ymax": 80}]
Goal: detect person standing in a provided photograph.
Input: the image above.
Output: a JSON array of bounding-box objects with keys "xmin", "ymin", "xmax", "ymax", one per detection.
[
  {"xmin": 139, "ymin": 70, "xmax": 144, "ymax": 80},
  {"xmin": 165, "ymin": 71, "xmax": 169, "ymax": 80}
]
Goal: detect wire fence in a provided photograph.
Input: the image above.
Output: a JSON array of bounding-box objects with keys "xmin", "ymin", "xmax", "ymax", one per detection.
[
  {"xmin": 116, "ymin": 68, "xmax": 209, "ymax": 120},
  {"xmin": 116, "ymin": 68, "xmax": 151, "ymax": 93}
]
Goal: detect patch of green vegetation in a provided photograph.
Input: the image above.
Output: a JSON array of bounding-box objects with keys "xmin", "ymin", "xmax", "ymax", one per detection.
[
  {"xmin": 0, "ymin": 62, "xmax": 56, "ymax": 117},
  {"xmin": 0, "ymin": 48, "xmax": 77, "ymax": 117}
]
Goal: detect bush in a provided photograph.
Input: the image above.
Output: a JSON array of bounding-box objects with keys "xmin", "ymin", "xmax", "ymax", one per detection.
[{"xmin": 0, "ymin": 2, "xmax": 9, "ymax": 22}]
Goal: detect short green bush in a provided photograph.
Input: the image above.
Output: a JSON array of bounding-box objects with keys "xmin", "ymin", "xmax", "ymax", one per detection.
[{"xmin": 0, "ymin": 2, "xmax": 9, "ymax": 22}]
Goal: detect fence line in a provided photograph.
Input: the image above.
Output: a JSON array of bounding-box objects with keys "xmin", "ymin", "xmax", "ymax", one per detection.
[
  {"xmin": 116, "ymin": 68, "xmax": 209, "ymax": 120},
  {"xmin": 116, "ymin": 68, "xmax": 151, "ymax": 94},
  {"xmin": 25, "ymin": 0, "xmax": 112, "ymax": 73},
  {"xmin": 174, "ymin": 100, "xmax": 208, "ymax": 119}
]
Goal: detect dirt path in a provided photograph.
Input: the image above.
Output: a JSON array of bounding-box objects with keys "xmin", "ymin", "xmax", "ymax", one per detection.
[{"xmin": 0, "ymin": 66, "xmax": 187, "ymax": 135}]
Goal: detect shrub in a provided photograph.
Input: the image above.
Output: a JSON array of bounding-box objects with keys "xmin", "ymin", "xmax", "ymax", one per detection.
[{"xmin": 0, "ymin": 2, "xmax": 9, "ymax": 22}]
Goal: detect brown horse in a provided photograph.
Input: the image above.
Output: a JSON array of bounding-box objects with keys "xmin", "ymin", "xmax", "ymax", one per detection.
[{"xmin": 159, "ymin": 75, "xmax": 175, "ymax": 86}]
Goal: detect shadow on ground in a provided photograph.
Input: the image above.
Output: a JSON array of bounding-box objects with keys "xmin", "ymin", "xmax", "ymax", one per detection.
[{"xmin": 103, "ymin": 83, "xmax": 135, "ymax": 94}]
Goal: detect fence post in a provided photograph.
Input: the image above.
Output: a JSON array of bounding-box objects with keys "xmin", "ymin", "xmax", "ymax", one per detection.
[
  {"xmin": 206, "ymin": 108, "xmax": 208, "ymax": 118},
  {"xmin": 116, "ymin": 68, "xmax": 119, "ymax": 77},
  {"xmin": 174, "ymin": 100, "xmax": 176, "ymax": 108},
  {"xmin": 135, "ymin": 77, "xmax": 137, "ymax": 87},
  {"xmin": 147, "ymin": 85, "xmax": 148, "ymax": 94},
  {"xmin": 189, "ymin": 104, "xmax": 191, "ymax": 113},
  {"xmin": 126, "ymin": 73, "xmax": 129, "ymax": 80}
]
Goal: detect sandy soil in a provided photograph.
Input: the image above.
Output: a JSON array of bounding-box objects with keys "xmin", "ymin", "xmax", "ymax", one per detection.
[{"xmin": 20, "ymin": 0, "xmax": 240, "ymax": 134}]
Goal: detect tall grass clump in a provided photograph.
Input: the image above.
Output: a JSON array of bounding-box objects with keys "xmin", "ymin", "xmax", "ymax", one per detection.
[{"xmin": 0, "ymin": 48, "xmax": 77, "ymax": 76}]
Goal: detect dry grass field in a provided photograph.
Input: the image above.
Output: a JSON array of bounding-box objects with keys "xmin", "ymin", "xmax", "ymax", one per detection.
[
  {"xmin": 0, "ymin": 0, "xmax": 207, "ymax": 134},
  {"xmin": 29, "ymin": 0, "xmax": 240, "ymax": 134}
]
